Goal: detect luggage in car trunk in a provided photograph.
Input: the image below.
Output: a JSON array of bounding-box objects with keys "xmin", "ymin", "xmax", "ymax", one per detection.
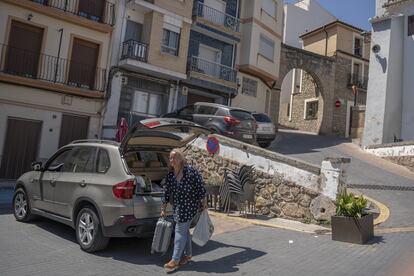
[{"xmin": 151, "ymin": 218, "xmax": 174, "ymax": 254}]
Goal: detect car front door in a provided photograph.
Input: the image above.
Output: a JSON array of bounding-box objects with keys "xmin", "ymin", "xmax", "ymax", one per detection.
[
  {"xmin": 53, "ymin": 146, "xmax": 96, "ymax": 218},
  {"xmin": 36, "ymin": 148, "xmax": 72, "ymax": 213}
]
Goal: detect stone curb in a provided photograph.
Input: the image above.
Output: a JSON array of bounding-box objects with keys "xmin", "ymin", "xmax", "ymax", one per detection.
[{"xmin": 208, "ymin": 210, "xmax": 330, "ymax": 234}]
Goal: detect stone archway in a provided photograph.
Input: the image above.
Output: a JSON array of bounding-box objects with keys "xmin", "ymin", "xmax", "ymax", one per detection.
[{"xmin": 271, "ymin": 44, "xmax": 336, "ymax": 135}]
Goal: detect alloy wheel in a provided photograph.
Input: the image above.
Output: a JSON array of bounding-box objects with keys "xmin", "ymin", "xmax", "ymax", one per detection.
[
  {"xmin": 78, "ymin": 212, "xmax": 95, "ymax": 247},
  {"xmin": 14, "ymin": 193, "xmax": 27, "ymax": 219}
]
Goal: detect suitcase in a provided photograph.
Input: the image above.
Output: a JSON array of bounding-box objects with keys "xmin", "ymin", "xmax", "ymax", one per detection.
[{"xmin": 151, "ymin": 218, "xmax": 174, "ymax": 255}]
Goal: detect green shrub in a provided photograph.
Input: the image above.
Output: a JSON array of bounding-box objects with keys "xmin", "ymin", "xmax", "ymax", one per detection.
[
  {"xmin": 335, "ymin": 190, "xmax": 368, "ymax": 218},
  {"xmin": 206, "ymin": 174, "xmax": 223, "ymax": 187}
]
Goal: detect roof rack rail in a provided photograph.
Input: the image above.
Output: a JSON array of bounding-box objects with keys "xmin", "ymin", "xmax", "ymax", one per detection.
[{"xmin": 71, "ymin": 139, "xmax": 119, "ymax": 146}]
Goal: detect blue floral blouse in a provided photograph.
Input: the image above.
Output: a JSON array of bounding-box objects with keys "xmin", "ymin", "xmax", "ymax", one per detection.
[{"xmin": 162, "ymin": 165, "xmax": 206, "ymax": 223}]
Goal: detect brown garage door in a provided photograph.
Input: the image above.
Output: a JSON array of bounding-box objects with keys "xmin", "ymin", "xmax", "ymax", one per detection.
[
  {"xmin": 0, "ymin": 118, "xmax": 42, "ymax": 179},
  {"xmin": 59, "ymin": 114, "xmax": 89, "ymax": 147},
  {"xmin": 187, "ymin": 93, "xmax": 215, "ymax": 105}
]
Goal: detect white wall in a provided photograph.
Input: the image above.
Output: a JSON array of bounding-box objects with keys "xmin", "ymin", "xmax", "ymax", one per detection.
[
  {"xmin": 383, "ymin": 16, "xmax": 404, "ymax": 143},
  {"xmin": 401, "ymin": 7, "xmax": 414, "ymax": 140},
  {"xmin": 283, "ymin": 0, "xmax": 336, "ymax": 48},
  {"xmin": 232, "ymin": 72, "xmax": 270, "ymax": 113}
]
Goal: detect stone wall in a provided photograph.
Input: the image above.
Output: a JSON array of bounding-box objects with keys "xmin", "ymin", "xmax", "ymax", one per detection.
[
  {"xmin": 184, "ymin": 135, "xmax": 349, "ymax": 223},
  {"xmin": 365, "ymin": 141, "xmax": 414, "ymax": 172},
  {"xmin": 279, "ymin": 72, "xmax": 323, "ymax": 133}
]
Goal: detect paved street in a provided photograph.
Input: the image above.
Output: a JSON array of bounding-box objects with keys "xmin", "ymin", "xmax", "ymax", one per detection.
[
  {"xmin": 270, "ymin": 129, "xmax": 414, "ymax": 229},
  {"xmin": 1, "ymin": 208, "xmax": 414, "ymax": 276},
  {"xmin": 1, "ymin": 130, "xmax": 414, "ymax": 275}
]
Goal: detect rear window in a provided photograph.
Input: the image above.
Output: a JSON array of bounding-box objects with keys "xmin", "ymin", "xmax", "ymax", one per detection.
[
  {"xmin": 96, "ymin": 149, "xmax": 110, "ymax": 173},
  {"xmin": 252, "ymin": 113, "xmax": 272, "ymax": 123},
  {"xmin": 230, "ymin": 110, "xmax": 253, "ymax": 120}
]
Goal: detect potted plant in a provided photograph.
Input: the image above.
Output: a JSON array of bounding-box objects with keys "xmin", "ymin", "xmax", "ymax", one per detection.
[
  {"xmin": 205, "ymin": 174, "xmax": 222, "ymax": 196},
  {"xmin": 331, "ymin": 190, "xmax": 374, "ymax": 244}
]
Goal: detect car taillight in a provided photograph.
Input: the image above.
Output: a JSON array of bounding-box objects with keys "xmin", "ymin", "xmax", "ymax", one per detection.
[
  {"xmin": 113, "ymin": 179, "xmax": 136, "ymax": 199},
  {"xmin": 224, "ymin": 116, "xmax": 240, "ymax": 126}
]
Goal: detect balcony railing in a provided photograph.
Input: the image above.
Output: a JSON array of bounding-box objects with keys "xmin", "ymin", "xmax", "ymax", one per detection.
[
  {"xmin": 0, "ymin": 44, "xmax": 106, "ymax": 92},
  {"xmin": 193, "ymin": 1, "xmax": 240, "ymax": 33},
  {"xmin": 348, "ymin": 73, "xmax": 368, "ymax": 90},
  {"xmin": 121, "ymin": 40, "xmax": 149, "ymax": 62},
  {"xmin": 189, "ymin": 56, "xmax": 236, "ymax": 83},
  {"xmin": 30, "ymin": 0, "xmax": 115, "ymax": 26}
]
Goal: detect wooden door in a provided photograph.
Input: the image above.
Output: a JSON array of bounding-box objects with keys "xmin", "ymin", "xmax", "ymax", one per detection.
[
  {"xmin": 6, "ymin": 20, "xmax": 43, "ymax": 78},
  {"xmin": 0, "ymin": 118, "xmax": 42, "ymax": 179},
  {"xmin": 59, "ymin": 114, "xmax": 90, "ymax": 147},
  {"xmin": 68, "ymin": 38, "xmax": 99, "ymax": 90}
]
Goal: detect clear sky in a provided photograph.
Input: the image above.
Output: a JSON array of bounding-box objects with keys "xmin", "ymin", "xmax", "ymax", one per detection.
[{"xmin": 285, "ymin": 0, "xmax": 376, "ymax": 31}]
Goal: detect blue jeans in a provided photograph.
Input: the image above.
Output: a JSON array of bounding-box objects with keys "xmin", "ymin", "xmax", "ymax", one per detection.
[{"xmin": 172, "ymin": 220, "xmax": 192, "ymax": 263}]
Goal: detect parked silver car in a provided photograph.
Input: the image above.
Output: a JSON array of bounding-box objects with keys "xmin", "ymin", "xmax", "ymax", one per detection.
[
  {"xmin": 12, "ymin": 118, "xmax": 210, "ymax": 252},
  {"xmin": 252, "ymin": 112, "xmax": 277, "ymax": 148}
]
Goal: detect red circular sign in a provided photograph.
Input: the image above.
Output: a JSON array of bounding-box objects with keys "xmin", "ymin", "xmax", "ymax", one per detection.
[
  {"xmin": 335, "ymin": 100, "xmax": 341, "ymax": 108},
  {"xmin": 206, "ymin": 136, "xmax": 220, "ymax": 156}
]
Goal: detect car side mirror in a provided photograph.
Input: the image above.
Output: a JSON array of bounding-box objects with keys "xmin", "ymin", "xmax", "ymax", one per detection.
[{"xmin": 31, "ymin": 161, "xmax": 43, "ymax": 171}]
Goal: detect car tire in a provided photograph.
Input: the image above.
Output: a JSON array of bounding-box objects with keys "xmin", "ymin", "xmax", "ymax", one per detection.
[
  {"xmin": 76, "ymin": 206, "xmax": 109, "ymax": 253},
  {"xmin": 259, "ymin": 142, "xmax": 271, "ymax": 148},
  {"xmin": 13, "ymin": 188, "xmax": 35, "ymax": 222}
]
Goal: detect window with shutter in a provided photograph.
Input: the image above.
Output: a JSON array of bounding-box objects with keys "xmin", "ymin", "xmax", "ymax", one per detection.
[
  {"xmin": 262, "ymin": 0, "xmax": 277, "ymax": 18},
  {"xmin": 259, "ymin": 34, "xmax": 275, "ymax": 61},
  {"xmin": 68, "ymin": 38, "xmax": 99, "ymax": 90},
  {"xmin": 6, "ymin": 21, "xmax": 44, "ymax": 78},
  {"xmin": 125, "ymin": 20, "xmax": 143, "ymax": 42}
]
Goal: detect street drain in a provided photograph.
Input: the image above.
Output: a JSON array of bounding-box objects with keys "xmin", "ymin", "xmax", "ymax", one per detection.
[{"xmin": 347, "ymin": 184, "xmax": 414, "ymax": 191}]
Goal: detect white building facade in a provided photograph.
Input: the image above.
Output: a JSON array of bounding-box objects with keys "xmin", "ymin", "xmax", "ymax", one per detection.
[{"xmin": 363, "ymin": 0, "xmax": 414, "ymax": 145}]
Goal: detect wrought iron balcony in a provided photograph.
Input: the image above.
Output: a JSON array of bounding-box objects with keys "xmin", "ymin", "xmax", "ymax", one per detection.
[
  {"xmin": 189, "ymin": 56, "xmax": 236, "ymax": 83},
  {"xmin": 348, "ymin": 73, "xmax": 368, "ymax": 90},
  {"xmin": 30, "ymin": 0, "xmax": 115, "ymax": 26},
  {"xmin": 121, "ymin": 40, "xmax": 149, "ymax": 62},
  {"xmin": 0, "ymin": 44, "xmax": 106, "ymax": 92},
  {"xmin": 193, "ymin": 1, "xmax": 240, "ymax": 33}
]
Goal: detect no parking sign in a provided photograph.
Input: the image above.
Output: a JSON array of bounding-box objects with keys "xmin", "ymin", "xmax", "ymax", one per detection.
[{"xmin": 206, "ymin": 136, "xmax": 220, "ymax": 156}]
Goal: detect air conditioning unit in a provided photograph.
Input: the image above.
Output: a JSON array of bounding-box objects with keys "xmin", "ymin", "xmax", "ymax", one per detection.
[{"xmin": 182, "ymin": 86, "xmax": 188, "ymax": 95}]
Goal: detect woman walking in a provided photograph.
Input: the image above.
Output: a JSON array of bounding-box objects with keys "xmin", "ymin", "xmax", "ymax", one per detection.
[{"xmin": 161, "ymin": 148, "xmax": 207, "ymax": 273}]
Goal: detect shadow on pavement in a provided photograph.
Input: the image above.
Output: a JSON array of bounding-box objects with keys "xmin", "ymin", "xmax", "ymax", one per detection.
[
  {"xmin": 271, "ymin": 131, "xmax": 350, "ymax": 155},
  {"xmin": 23, "ymin": 217, "xmax": 265, "ymax": 274},
  {"xmin": 98, "ymin": 238, "xmax": 266, "ymax": 274},
  {"xmin": 367, "ymin": 235, "xmax": 386, "ymax": 245},
  {"xmin": 32, "ymin": 217, "xmax": 78, "ymax": 243}
]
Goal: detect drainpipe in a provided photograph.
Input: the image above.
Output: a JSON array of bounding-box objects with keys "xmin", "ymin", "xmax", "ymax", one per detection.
[
  {"xmin": 173, "ymin": 80, "xmax": 180, "ymax": 111},
  {"xmin": 323, "ymin": 25, "xmax": 328, "ymax": 56},
  {"xmin": 54, "ymin": 28, "xmax": 63, "ymax": 83}
]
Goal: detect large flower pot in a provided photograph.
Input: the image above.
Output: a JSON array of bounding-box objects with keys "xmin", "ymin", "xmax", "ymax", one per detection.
[{"xmin": 331, "ymin": 213, "xmax": 374, "ymax": 244}]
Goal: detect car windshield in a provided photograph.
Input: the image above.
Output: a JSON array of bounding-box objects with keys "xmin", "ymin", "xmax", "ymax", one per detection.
[
  {"xmin": 253, "ymin": 113, "xmax": 272, "ymax": 123},
  {"xmin": 230, "ymin": 110, "xmax": 253, "ymax": 120}
]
